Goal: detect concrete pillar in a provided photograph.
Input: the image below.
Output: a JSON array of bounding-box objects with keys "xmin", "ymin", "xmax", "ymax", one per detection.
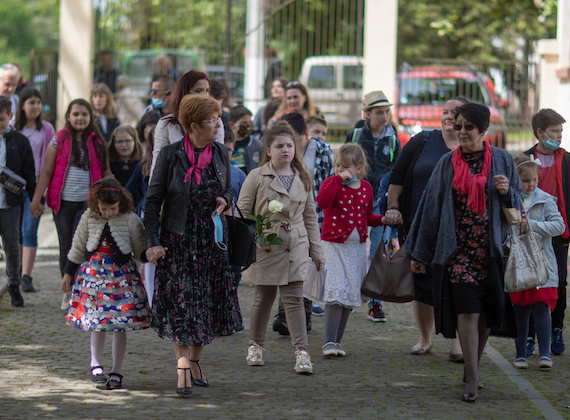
[
  {"xmin": 537, "ymin": 39, "xmax": 559, "ymax": 110},
  {"xmin": 244, "ymin": 0, "xmax": 265, "ymax": 115},
  {"xmin": 57, "ymin": 0, "xmax": 94, "ymax": 130},
  {"xmin": 362, "ymin": 0, "xmax": 398, "ymax": 103},
  {"xmin": 556, "ymin": 0, "xmax": 570, "ymax": 130}
]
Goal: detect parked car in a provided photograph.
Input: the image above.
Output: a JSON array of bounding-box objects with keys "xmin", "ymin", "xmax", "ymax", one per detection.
[
  {"xmin": 206, "ymin": 65, "xmax": 245, "ymax": 104},
  {"xmin": 298, "ymin": 56, "xmax": 364, "ymax": 129},
  {"xmin": 395, "ymin": 64, "xmax": 507, "ymax": 147},
  {"xmin": 298, "ymin": 56, "xmax": 507, "ymax": 147}
]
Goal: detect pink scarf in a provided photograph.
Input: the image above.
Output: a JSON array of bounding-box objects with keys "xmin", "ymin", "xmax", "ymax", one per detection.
[
  {"xmin": 451, "ymin": 140, "xmax": 492, "ymax": 214},
  {"xmin": 183, "ymin": 134, "xmax": 213, "ymax": 184}
]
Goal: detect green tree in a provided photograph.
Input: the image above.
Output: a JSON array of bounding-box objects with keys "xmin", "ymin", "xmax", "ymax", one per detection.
[{"xmin": 397, "ymin": 0, "xmax": 557, "ymax": 65}]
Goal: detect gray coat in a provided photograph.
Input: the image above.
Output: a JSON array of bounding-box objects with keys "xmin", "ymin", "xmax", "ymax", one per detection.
[
  {"xmin": 523, "ymin": 188, "xmax": 565, "ymax": 288},
  {"xmin": 403, "ymin": 146, "xmax": 522, "ymax": 338}
]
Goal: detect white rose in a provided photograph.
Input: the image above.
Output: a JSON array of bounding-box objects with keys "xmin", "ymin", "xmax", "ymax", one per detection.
[{"xmin": 268, "ymin": 200, "xmax": 283, "ymax": 213}]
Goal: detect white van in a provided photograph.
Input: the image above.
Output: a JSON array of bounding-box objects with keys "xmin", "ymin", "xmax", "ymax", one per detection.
[{"xmin": 298, "ymin": 56, "xmax": 363, "ymax": 129}]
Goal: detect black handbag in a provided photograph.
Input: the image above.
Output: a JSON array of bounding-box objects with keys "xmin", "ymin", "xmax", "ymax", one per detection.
[{"xmin": 226, "ymin": 204, "xmax": 257, "ymax": 270}]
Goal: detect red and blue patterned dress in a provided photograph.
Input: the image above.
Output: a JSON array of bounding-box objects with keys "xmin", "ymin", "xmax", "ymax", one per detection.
[{"xmin": 66, "ymin": 236, "xmax": 150, "ymax": 332}]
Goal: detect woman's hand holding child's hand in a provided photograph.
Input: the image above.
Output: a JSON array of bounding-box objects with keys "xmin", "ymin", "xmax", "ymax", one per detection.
[
  {"xmin": 146, "ymin": 246, "xmax": 168, "ymax": 265},
  {"xmin": 62, "ymin": 273, "xmax": 72, "ymax": 293}
]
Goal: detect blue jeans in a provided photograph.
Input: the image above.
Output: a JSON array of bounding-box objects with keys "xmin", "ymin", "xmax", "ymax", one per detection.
[
  {"xmin": 368, "ymin": 202, "xmax": 382, "ymax": 309},
  {"xmin": 20, "ymin": 195, "xmax": 43, "ymax": 247}
]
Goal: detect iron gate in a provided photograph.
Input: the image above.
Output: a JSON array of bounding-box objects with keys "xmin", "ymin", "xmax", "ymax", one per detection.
[{"xmin": 30, "ymin": 49, "xmax": 58, "ymax": 127}]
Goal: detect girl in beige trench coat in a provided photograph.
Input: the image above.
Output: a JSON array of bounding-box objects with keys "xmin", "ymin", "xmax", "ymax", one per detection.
[{"xmin": 237, "ymin": 122, "xmax": 325, "ymax": 375}]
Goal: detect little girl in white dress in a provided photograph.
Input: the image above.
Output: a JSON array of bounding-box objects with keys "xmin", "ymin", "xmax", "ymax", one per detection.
[{"xmin": 317, "ymin": 143, "xmax": 385, "ymax": 357}]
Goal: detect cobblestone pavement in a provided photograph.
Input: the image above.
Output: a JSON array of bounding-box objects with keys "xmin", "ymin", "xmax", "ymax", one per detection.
[{"xmin": 1, "ymin": 214, "xmax": 570, "ymax": 419}]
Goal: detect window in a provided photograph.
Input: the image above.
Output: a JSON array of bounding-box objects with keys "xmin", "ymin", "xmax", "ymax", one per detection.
[
  {"xmin": 343, "ymin": 65, "xmax": 363, "ymax": 89},
  {"xmin": 399, "ymin": 78, "xmax": 490, "ymax": 105},
  {"xmin": 308, "ymin": 65, "xmax": 336, "ymax": 89}
]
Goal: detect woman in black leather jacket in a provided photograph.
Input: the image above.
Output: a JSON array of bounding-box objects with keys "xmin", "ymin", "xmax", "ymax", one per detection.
[{"xmin": 144, "ymin": 95, "xmax": 243, "ymax": 396}]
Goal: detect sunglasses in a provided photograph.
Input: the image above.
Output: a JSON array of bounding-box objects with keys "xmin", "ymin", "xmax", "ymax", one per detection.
[
  {"xmin": 453, "ymin": 124, "xmax": 477, "ymax": 132},
  {"xmin": 149, "ymin": 89, "xmax": 168, "ymax": 95},
  {"xmin": 286, "ymin": 81, "xmax": 302, "ymax": 89}
]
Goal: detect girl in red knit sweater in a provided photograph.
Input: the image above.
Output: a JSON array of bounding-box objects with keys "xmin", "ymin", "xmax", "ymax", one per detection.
[{"xmin": 317, "ymin": 143, "xmax": 385, "ymax": 357}]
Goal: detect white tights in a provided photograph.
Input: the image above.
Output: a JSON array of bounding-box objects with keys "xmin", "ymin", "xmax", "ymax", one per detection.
[{"xmin": 90, "ymin": 331, "xmax": 127, "ymax": 374}]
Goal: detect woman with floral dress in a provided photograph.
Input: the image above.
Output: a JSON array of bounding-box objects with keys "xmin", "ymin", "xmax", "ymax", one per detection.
[
  {"xmin": 144, "ymin": 95, "xmax": 243, "ymax": 396},
  {"xmin": 404, "ymin": 103, "xmax": 522, "ymax": 403}
]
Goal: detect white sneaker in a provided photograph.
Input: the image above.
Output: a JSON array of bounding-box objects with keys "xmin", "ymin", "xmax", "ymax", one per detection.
[
  {"xmin": 246, "ymin": 342, "xmax": 264, "ymax": 366},
  {"xmin": 61, "ymin": 292, "xmax": 71, "ymax": 311},
  {"xmin": 294, "ymin": 350, "xmax": 313, "ymax": 374}
]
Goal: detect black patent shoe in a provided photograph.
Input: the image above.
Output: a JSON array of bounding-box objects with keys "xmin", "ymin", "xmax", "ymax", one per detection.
[
  {"xmin": 7, "ymin": 284, "xmax": 24, "ymax": 307},
  {"xmin": 176, "ymin": 367, "xmax": 192, "ymax": 396},
  {"xmin": 190, "ymin": 359, "xmax": 209, "ymax": 387},
  {"xmin": 91, "ymin": 366, "xmax": 107, "ymax": 383},
  {"xmin": 106, "ymin": 373, "xmax": 123, "ymax": 389}
]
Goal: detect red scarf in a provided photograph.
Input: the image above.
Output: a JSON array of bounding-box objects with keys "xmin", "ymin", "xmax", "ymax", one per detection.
[
  {"xmin": 452, "ymin": 140, "xmax": 492, "ymax": 214},
  {"xmin": 183, "ymin": 134, "xmax": 213, "ymax": 184}
]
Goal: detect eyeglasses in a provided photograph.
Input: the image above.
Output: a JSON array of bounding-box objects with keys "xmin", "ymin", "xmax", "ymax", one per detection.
[
  {"xmin": 202, "ymin": 116, "xmax": 222, "ymax": 125},
  {"xmin": 149, "ymin": 89, "xmax": 168, "ymax": 95},
  {"xmin": 453, "ymin": 124, "xmax": 477, "ymax": 132},
  {"xmin": 116, "ymin": 139, "xmax": 134, "ymax": 145}
]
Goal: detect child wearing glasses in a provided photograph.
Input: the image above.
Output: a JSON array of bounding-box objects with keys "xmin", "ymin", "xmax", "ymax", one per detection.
[{"xmin": 108, "ymin": 125, "xmax": 144, "ymax": 189}]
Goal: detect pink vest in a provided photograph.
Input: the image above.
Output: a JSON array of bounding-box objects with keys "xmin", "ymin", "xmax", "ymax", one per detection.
[{"xmin": 47, "ymin": 127, "xmax": 103, "ymax": 214}]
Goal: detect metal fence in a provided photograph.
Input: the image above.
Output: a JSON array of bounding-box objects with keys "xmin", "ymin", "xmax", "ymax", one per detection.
[
  {"xmin": 30, "ymin": 49, "xmax": 58, "ymax": 127},
  {"xmin": 92, "ymin": 1, "xmax": 539, "ymax": 150}
]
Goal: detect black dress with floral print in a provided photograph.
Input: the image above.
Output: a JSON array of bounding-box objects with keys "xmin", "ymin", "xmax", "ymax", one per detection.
[
  {"xmin": 446, "ymin": 149, "xmax": 490, "ymax": 287},
  {"xmin": 151, "ymin": 162, "xmax": 243, "ymax": 346}
]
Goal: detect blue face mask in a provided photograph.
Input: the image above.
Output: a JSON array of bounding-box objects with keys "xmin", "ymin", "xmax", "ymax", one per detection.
[
  {"xmin": 212, "ymin": 213, "xmax": 227, "ymax": 250},
  {"xmin": 522, "ymin": 188, "xmax": 538, "ymax": 199},
  {"xmin": 151, "ymin": 97, "xmax": 164, "ymax": 108},
  {"xmin": 341, "ymin": 175, "xmax": 358, "ymax": 185},
  {"xmin": 542, "ymin": 135, "xmax": 561, "ymax": 150}
]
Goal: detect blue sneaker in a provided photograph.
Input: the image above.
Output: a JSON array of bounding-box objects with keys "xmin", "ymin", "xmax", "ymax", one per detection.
[
  {"xmin": 525, "ymin": 338, "xmax": 535, "ymax": 358},
  {"xmin": 551, "ymin": 328, "xmax": 565, "ymax": 355},
  {"xmin": 312, "ymin": 304, "xmax": 325, "ymax": 316}
]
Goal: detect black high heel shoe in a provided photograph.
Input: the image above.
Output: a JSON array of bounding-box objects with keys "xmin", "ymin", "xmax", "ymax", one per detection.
[
  {"xmin": 190, "ymin": 359, "xmax": 209, "ymax": 387},
  {"xmin": 176, "ymin": 367, "xmax": 193, "ymax": 395},
  {"xmin": 462, "ymin": 369, "xmax": 483, "ymax": 389}
]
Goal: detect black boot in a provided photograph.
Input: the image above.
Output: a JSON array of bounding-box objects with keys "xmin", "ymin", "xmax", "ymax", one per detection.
[
  {"xmin": 7, "ymin": 283, "xmax": 24, "ymax": 307},
  {"xmin": 272, "ymin": 312, "xmax": 289, "ymax": 336}
]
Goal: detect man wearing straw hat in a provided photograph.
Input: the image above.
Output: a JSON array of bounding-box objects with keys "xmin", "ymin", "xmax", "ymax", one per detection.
[{"xmin": 346, "ymin": 91, "xmax": 401, "ymax": 322}]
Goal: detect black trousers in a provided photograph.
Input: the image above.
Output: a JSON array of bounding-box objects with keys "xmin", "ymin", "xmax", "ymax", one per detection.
[{"xmin": 53, "ymin": 200, "xmax": 86, "ymax": 277}]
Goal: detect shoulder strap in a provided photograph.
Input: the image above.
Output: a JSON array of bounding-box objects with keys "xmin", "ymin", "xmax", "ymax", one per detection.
[
  {"xmin": 351, "ymin": 127, "xmax": 363, "ymax": 144},
  {"xmin": 389, "ymin": 135, "xmax": 396, "ymax": 164}
]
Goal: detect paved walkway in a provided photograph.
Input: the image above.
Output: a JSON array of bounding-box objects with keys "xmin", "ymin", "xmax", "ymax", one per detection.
[{"xmin": 1, "ymin": 215, "xmax": 570, "ymax": 419}]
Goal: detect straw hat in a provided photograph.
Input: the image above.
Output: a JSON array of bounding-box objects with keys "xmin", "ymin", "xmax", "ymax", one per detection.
[{"xmin": 362, "ymin": 91, "xmax": 393, "ymax": 111}]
